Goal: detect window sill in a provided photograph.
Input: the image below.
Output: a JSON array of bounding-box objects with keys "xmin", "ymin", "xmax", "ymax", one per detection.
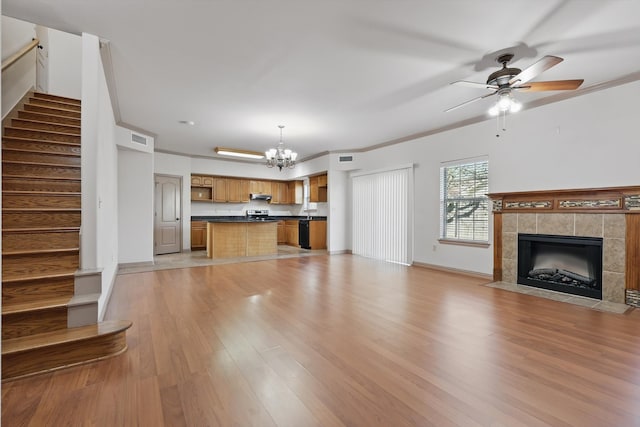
[{"xmin": 438, "ymin": 239, "xmax": 490, "ymax": 248}]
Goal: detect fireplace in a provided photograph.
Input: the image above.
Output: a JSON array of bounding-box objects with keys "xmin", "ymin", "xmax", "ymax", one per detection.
[{"xmin": 517, "ymin": 233, "xmax": 603, "ymax": 299}]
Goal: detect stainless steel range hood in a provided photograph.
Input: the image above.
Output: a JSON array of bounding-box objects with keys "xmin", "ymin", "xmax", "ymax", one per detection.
[{"xmin": 250, "ymin": 193, "xmax": 272, "ymax": 201}]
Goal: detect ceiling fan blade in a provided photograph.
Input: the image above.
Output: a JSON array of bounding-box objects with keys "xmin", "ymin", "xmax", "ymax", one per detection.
[
  {"xmin": 445, "ymin": 91, "xmax": 496, "ymax": 113},
  {"xmin": 508, "ymin": 55, "xmax": 563, "ymax": 86},
  {"xmin": 514, "ymin": 79, "xmax": 584, "ymax": 92},
  {"xmin": 451, "ymin": 80, "xmax": 499, "ymax": 90}
]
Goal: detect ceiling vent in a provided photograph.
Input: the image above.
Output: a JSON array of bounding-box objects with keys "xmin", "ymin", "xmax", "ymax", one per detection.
[
  {"xmin": 339, "ymin": 155, "xmax": 353, "ymax": 162},
  {"xmin": 131, "ymin": 132, "xmax": 148, "ymax": 146}
]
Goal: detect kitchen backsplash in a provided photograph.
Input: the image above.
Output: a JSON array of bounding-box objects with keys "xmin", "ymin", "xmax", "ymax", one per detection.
[{"xmin": 191, "ymin": 200, "xmax": 329, "ymax": 217}]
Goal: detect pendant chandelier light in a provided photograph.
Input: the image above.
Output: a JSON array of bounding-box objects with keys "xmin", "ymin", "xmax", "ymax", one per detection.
[{"xmin": 265, "ymin": 125, "xmax": 297, "ymax": 171}]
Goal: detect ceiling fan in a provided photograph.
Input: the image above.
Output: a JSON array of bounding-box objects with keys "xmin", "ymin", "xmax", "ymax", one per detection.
[{"xmin": 445, "ymin": 53, "xmax": 584, "ymax": 113}]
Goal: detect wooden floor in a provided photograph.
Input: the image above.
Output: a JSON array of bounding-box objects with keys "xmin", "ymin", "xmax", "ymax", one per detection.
[{"xmin": 3, "ymin": 254, "xmax": 640, "ymax": 426}]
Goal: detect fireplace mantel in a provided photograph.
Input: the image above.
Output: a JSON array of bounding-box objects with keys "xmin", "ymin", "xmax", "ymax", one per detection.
[
  {"xmin": 488, "ymin": 186, "xmax": 640, "ymax": 214},
  {"xmin": 488, "ymin": 186, "xmax": 640, "ymax": 307}
]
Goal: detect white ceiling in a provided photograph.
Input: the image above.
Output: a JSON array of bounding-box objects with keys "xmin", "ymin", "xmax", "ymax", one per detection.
[{"xmin": 5, "ymin": 1, "xmax": 640, "ymax": 161}]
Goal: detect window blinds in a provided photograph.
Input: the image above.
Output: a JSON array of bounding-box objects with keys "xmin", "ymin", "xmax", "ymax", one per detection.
[{"xmin": 352, "ymin": 166, "xmax": 412, "ymax": 265}]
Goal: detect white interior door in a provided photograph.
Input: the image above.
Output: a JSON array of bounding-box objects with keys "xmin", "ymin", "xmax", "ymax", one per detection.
[
  {"xmin": 35, "ymin": 25, "xmax": 49, "ymax": 93},
  {"xmin": 154, "ymin": 175, "xmax": 182, "ymax": 255}
]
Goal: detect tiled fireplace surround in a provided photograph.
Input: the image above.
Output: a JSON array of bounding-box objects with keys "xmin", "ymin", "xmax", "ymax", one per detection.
[
  {"xmin": 489, "ymin": 186, "xmax": 640, "ymax": 307},
  {"xmin": 500, "ymin": 212, "xmax": 625, "ymax": 303}
]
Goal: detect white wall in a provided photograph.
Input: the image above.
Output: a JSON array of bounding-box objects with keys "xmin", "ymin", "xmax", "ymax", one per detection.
[
  {"xmin": 1, "ymin": 16, "xmax": 35, "ymax": 117},
  {"xmin": 47, "ymin": 28, "xmax": 81, "ymax": 99},
  {"xmin": 118, "ymin": 149, "xmax": 154, "ymax": 263},
  {"xmin": 81, "ymin": 32, "xmax": 120, "ymax": 318},
  {"xmin": 356, "ymin": 79, "xmax": 640, "ymax": 275}
]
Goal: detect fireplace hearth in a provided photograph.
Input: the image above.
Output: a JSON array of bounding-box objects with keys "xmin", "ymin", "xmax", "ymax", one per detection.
[{"xmin": 517, "ymin": 233, "xmax": 603, "ymax": 299}]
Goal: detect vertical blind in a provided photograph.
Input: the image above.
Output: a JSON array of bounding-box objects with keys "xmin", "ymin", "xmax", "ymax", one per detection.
[{"xmin": 352, "ymin": 166, "xmax": 412, "ymax": 265}]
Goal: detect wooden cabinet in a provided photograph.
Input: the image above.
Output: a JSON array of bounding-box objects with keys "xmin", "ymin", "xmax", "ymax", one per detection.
[
  {"xmin": 270, "ymin": 181, "xmax": 303, "ymax": 205},
  {"xmin": 192, "ymin": 175, "xmax": 303, "ymax": 204},
  {"xmin": 285, "ymin": 220, "xmax": 299, "ymax": 246},
  {"xmin": 288, "ymin": 180, "xmax": 303, "ymax": 204},
  {"xmin": 191, "ymin": 221, "xmax": 207, "ymax": 250},
  {"xmin": 227, "ymin": 179, "xmax": 250, "ymax": 202},
  {"xmin": 191, "ymin": 175, "xmax": 213, "ymax": 201},
  {"xmin": 249, "ymin": 180, "xmax": 272, "ymax": 196},
  {"xmin": 309, "ymin": 174, "xmax": 327, "ymax": 203},
  {"xmin": 277, "ymin": 221, "xmax": 286, "ymax": 244},
  {"xmin": 309, "ymin": 220, "xmax": 327, "ymax": 249},
  {"xmin": 213, "ymin": 178, "xmax": 228, "ymax": 202},
  {"xmin": 270, "ymin": 181, "xmax": 288, "ymax": 204}
]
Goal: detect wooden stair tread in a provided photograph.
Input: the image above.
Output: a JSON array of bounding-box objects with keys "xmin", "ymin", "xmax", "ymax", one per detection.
[
  {"xmin": 3, "ymin": 208, "xmax": 81, "ymax": 213},
  {"xmin": 2, "ymin": 190, "xmax": 81, "ymax": 196},
  {"xmin": 2, "ymin": 147, "xmax": 80, "ymax": 157},
  {"xmin": 28, "ymin": 98, "xmax": 81, "ymax": 111},
  {"xmin": 2, "ymin": 297, "xmax": 71, "ymax": 316},
  {"xmin": 2, "ymin": 272, "xmax": 77, "ymax": 284},
  {"xmin": 3, "ymin": 248, "xmax": 79, "ymax": 256},
  {"xmin": 17, "ymin": 110, "xmax": 81, "ymax": 122},
  {"xmin": 3, "ymin": 136, "xmax": 81, "ymax": 146},
  {"xmin": 2, "ymin": 227, "xmax": 80, "ymax": 233},
  {"xmin": 2, "ymin": 160, "xmax": 81, "ymax": 168},
  {"xmin": 29, "ymin": 95, "xmax": 81, "ymax": 105},
  {"xmin": 4, "ymin": 127, "xmax": 81, "ymax": 138},
  {"xmin": 11, "ymin": 118, "xmax": 81, "ymax": 130},
  {"xmin": 3, "ymin": 174, "xmax": 80, "ymax": 181},
  {"xmin": 2, "ymin": 320, "xmax": 132, "ymax": 355},
  {"xmin": 33, "ymin": 92, "xmax": 81, "ymax": 105}
]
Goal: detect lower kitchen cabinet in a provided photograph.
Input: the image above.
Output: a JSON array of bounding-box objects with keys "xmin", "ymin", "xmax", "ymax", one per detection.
[
  {"xmin": 191, "ymin": 221, "xmax": 207, "ymax": 250},
  {"xmin": 309, "ymin": 220, "xmax": 327, "ymax": 249},
  {"xmin": 277, "ymin": 221, "xmax": 286, "ymax": 244},
  {"xmin": 285, "ymin": 220, "xmax": 299, "ymax": 247}
]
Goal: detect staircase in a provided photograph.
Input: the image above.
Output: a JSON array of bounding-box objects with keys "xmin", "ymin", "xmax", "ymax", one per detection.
[{"xmin": 2, "ymin": 92, "xmax": 131, "ymax": 380}]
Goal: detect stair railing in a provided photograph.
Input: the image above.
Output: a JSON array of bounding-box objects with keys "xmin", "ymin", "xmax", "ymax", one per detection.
[{"xmin": 1, "ymin": 38, "xmax": 40, "ymax": 72}]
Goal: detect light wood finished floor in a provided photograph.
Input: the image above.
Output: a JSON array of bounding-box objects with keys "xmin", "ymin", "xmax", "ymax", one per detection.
[{"xmin": 3, "ymin": 254, "xmax": 640, "ymax": 426}]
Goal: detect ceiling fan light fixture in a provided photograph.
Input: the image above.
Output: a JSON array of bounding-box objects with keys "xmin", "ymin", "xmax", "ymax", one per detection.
[
  {"xmin": 497, "ymin": 92, "xmax": 513, "ymax": 111},
  {"xmin": 509, "ymin": 100, "xmax": 522, "ymax": 113}
]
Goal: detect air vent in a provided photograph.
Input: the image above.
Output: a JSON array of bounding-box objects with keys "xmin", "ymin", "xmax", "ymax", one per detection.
[
  {"xmin": 339, "ymin": 155, "xmax": 353, "ymax": 162},
  {"xmin": 131, "ymin": 133, "xmax": 148, "ymax": 146}
]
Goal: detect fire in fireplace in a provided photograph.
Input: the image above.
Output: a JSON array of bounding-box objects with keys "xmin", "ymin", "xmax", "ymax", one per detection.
[{"xmin": 517, "ymin": 233, "xmax": 603, "ymax": 299}]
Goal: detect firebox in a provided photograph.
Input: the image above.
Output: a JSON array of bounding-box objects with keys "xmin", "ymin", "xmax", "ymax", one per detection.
[{"xmin": 517, "ymin": 233, "xmax": 603, "ymax": 299}]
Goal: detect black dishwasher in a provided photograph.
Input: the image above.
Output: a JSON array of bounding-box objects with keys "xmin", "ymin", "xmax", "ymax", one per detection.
[{"xmin": 299, "ymin": 220, "xmax": 310, "ymax": 249}]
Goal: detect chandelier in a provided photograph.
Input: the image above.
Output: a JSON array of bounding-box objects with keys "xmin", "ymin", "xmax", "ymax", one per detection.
[{"xmin": 265, "ymin": 125, "xmax": 297, "ymax": 171}]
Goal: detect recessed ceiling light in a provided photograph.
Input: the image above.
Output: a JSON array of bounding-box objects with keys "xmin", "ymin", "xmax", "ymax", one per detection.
[
  {"xmin": 179, "ymin": 120, "xmax": 195, "ymax": 125},
  {"xmin": 214, "ymin": 147, "xmax": 264, "ymax": 160}
]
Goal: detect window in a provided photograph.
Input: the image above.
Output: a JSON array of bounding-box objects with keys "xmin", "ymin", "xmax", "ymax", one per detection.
[{"xmin": 440, "ymin": 159, "xmax": 489, "ymax": 242}]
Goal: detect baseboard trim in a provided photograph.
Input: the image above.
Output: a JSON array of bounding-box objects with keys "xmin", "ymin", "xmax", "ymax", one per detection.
[
  {"xmin": 329, "ymin": 249, "xmax": 352, "ymax": 255},
  {"xmin": 412, "ymin": 261, "xmax": 493, "ymax": 281},
  {"xmin": 99, "ymin": 265, "xmax": 119, "ymax": 322},
  {"xmin": 117, "ymin": 261, "xmax": 154, "ymax": 269}
]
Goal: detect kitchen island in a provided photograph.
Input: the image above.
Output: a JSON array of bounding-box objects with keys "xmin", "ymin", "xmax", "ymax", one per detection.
[{"xmin": 206, "ymin": 220, "xmax": 278, "ymax": 259}]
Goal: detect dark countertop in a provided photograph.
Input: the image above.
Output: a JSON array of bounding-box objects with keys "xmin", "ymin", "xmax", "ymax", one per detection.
[{"xmin": 192, "ymin": 216, "xmax": 327, "ymax": 222}]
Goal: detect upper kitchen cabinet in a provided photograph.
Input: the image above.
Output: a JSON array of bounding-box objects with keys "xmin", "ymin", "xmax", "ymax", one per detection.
[
  {"xmin": 270, "ymin": 180, "xmax": 303, "ymax": 205},
  {"xmin": 249, "ymin": 180, "xmax": 272, "ymax": 196},
  {"xmin": 288, "ymin": 180, "xmax": 303, "ymax": 204},
  {"xmin": 228, "ymin": 179, "xmax": 250, "ymax": 203},
  {"xmin": 213, "ymin": 178, "xmax": 228, "ymax": 202},
  {"xmin": 270, "ymin": 181, "xmax": 288, "ymax": 204},
  {"xmin": 191, "ymin": 174, "xmax": 213, "ymax": 201},
  {"xmin": 309, "ymin": 173, "xmax": 328, "ymax": 203}
]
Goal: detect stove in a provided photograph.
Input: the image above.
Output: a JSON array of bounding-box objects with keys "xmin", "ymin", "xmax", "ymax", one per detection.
[{"xmin": 246, "ymin": 209, "xmax": 270, "ymax": 221}]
